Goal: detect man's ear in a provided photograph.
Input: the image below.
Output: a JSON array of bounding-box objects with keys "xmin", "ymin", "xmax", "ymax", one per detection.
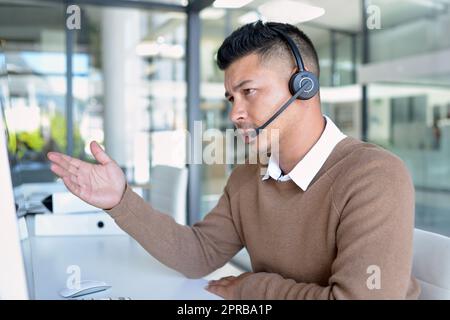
[{"xmin": 287, "ymin": 67, "xmax": 298, "ymax": 82}]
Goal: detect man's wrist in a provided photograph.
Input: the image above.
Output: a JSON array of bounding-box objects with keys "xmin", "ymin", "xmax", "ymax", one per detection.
[{"xmin": 103, "ymin": 183, "xmax": 132, "ymax": 217}]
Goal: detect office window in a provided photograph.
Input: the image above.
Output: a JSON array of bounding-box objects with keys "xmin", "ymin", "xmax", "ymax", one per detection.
[
  {"xmin": 73, "ymin": 5, "xmax": 187, "ymax": 187},
  {"xmin": 1, "ymin": 0, "xmax": 187, "ymax": 203},
  {"xmin": 368, "ymin": 83, "xmax": 450, "ymax": 236},
  {"xmin": 0, "ymin": 0, "xmax": 66, "ymax": 182},
  {"xmin": 335, "ymin": 32, "xmax": 354, "ymax": 86},
  {"xmin": 364, "ymin": 1, "xmax": 450, "ymax": 237},
  {"xmin": 369, "ymin": 0, "xmax": 450, "ymax": 62}
]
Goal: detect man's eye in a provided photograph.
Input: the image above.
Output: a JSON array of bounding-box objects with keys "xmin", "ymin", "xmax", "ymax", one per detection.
[{"xmin": 243, "ymin": 88, "xmax": 256, "ymax": 95}]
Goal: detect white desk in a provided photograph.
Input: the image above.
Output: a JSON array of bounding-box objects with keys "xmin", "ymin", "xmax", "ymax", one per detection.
[
  {"xmin": 23, "ymin": 233, "xmax": 244, "ymax": 300},
  {"xmin": 15, "ymin": 182, "xmax": 245, "ymax": 300}
]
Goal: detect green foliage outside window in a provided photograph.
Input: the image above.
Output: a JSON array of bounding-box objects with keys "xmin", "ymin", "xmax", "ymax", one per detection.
[{"xmin": 6, "ymin": 111, "xmax": 84, "ymax": 160}]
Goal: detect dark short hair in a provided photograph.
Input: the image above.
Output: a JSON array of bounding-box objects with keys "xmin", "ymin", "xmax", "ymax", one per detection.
[{"xmin": 216, "ymin": 20, "xmax": 320, "ymax": 77}]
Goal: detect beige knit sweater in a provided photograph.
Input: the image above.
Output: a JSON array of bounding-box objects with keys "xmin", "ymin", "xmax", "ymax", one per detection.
[{"xmin": 106, "ymin": 137, "xmax": 421, "ymax": 299}]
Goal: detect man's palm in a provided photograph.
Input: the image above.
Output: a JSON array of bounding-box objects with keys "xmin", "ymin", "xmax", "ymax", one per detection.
[{"xmin": 47, "ymin": 141, "xmax": 126, "ymax": 209}]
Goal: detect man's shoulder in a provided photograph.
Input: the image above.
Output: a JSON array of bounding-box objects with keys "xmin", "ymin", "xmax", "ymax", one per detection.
[
  {"xmin": 331, "ymin": 138, "xmax": 415, "ymax": 221},
  {"xmin": 331, "ymin": 137, "xmax": 412, "ymax": 184},
  {"xmin": 348, "ymin": 139, "xmax": 406, "ymax": 168}
]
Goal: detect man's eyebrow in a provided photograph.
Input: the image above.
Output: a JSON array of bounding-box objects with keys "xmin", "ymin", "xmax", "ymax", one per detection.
[{"xmin": 225, "ymin": 79, "xmax": 254, "ymax": 98}]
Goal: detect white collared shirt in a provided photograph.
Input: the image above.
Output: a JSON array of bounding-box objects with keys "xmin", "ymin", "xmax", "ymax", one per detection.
[{"xmin": 262, "ymin": 115, "xmax": 347, "ymax": 191}]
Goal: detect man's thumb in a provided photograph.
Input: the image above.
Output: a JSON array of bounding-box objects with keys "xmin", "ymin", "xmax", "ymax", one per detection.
[{"xmin": 90, "ymin": 141, "xmax": 112, "ymax": 165}]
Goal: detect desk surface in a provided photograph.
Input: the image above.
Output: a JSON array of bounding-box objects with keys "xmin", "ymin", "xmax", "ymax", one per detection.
[
  {"xmin": 24, "ymin": 234, "xmax": 243, "ymax": 300},
  {"xmin": 16, "ymin": 182, "xmax": 244, "ymax": 300}
]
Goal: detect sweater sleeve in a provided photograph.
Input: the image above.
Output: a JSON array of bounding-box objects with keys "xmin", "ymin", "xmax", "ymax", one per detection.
[
  {"xmin": 105, "ymin": 183, "xmax": 244, "ymax": 279},
  {"xmin": 235, "ymin": 149, "xmax": 419, "ymax": 299}
]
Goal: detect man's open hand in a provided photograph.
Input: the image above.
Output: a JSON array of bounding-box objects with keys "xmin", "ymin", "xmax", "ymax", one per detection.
[
  {"xmin": 205, "ymin": 272, "xmax": 253, "ymax": 299},
  {"xmin": 47, "ymin": 141, "xmax": 126, "ymax": 210}
]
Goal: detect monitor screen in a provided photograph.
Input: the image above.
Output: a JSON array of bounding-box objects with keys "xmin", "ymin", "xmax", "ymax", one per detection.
[{"xmin": 0, "ymin": 39, "xmax": 29, "ymax": 299}]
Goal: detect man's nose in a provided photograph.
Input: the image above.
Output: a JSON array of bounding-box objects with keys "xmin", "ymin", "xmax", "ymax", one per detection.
[{"xmin": 229, "ymin": 101, "xmax": 248, "ymax": 124}]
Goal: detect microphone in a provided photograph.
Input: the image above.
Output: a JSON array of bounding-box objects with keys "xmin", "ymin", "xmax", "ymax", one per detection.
[{"xmin": 254, "ymin": 85, "xmax": 308, "ymax": 136}]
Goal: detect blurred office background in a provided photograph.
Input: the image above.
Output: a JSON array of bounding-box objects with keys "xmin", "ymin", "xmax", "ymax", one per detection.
[{"xmin": 1, "ymin": 0, "xmax": 450, "ymax": 235}]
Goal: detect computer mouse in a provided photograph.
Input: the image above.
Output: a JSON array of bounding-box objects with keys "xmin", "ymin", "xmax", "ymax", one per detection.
[{"xmin": 59, "ymin": 280, "xmax": 111, "ymax": 298}]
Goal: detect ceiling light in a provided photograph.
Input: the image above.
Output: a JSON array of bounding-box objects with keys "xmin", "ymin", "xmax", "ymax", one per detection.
[
  {"xmin": 258, "ymin": 0, "xmax": 325, "ymax": 24},
  {"xmin": 136, "ymin": 42, "xmax": 159, "ymax": 56},
  {"xmin": 200, "ymin": 8, "xmax": 226, "ymax": 20},
  {"xmin": 213, "ymin": 0, "xmax": 254, "ymax": 9},
  {"xmin": 136, "ymin": 42, "xmax": 184, "ymax": 59},
  {"xmin": 238, "ymin": 11, "xmax": 262, "ymax": 25}
]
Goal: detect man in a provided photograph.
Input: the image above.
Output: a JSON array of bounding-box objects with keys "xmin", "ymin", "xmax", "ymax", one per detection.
[{"xmin": 47, "ymin": 21, "xmax": 420, "ymax": 299}]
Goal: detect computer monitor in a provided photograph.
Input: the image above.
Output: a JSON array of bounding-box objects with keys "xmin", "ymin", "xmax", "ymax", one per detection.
[{"xmin": 0, "ymin": 40, "xmax": 29, "ymax": 300}]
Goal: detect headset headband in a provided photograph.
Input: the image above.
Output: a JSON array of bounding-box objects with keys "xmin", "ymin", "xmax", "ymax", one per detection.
[{"xmin": 271, "ymin": 28, "xmax": 306, "ymax": 72}]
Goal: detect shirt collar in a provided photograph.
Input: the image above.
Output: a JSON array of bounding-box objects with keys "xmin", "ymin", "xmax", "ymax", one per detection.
[{"xmin": 262, "ymin": 115, "xmax": 347, "ymax": 191}]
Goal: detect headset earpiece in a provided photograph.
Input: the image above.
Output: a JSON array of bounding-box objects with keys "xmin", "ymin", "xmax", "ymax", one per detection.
[
  {"xmin": 271, "ymin": 27, "xmax": 320, "ymax": 100},
  {"xmin": 254, "ymin": 26, "xmax": 321, "ymax": 134},
  {"xmin": 289, "ymin": 71, "xmax": 319, "ymax": 100}
]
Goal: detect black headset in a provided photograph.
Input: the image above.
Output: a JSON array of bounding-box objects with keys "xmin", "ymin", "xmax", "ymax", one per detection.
[{"xmin": 255, "ymin": 27, "xmax": 319, "ymax": 134}]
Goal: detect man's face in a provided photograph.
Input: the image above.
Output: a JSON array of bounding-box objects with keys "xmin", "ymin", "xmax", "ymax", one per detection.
[{"xmin": 224, "ymin": 53, "xmax": 293, "ymax": 150}]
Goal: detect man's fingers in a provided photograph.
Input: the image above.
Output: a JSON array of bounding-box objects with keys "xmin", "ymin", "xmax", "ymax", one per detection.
[
  {"xmin": 208, "ymin": 277, "xmax": 233, "ymax": 287},
  {"xmin": 47, "ymin": 152, "xmax": 80, "ymax": 175},
  {"xmin": 48, "ymin": 152, "xmax": 80, "ymax": 167},
  {"xmin": 50, "ymin": 163, "xmax": 70, "ymax": 178},
  {"xmin": 47, "ymin": 152, "xmax": 66, "ymax": 167},
  {"xmin": 90, "ymin": 141, "xmax": 111, "ymax": 165},
  {"xmin": 50, "ymin": 163, "xmax": 82, "ymax": 196},
  {"xmin": 209, "ymin": 276, "xmax": 235, "ymax": 284},
  {"xmin": 60, "ymin": 153, "xmax": 82, "ymax": 168},
  {"xmin": 205, "ymin": 284, "xmax": 227, "ymax": 298},
  {"xmin": 48, "ymin": 152, "xmax": 89, "ymax": 202}
]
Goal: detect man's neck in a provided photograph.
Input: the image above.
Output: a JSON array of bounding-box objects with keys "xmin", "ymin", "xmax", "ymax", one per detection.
[{"xmin": 277, "ymin": 113, "xmax": 326, "ymax": 175}]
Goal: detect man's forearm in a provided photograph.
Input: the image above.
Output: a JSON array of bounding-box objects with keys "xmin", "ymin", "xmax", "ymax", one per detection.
[
  {"xmin": 236, "ymin": 272, "xmax": 412, "ymax": 300},
  {"xmin": 106, "ymin": 184, "xmax": 243, "ymax": 278}
]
